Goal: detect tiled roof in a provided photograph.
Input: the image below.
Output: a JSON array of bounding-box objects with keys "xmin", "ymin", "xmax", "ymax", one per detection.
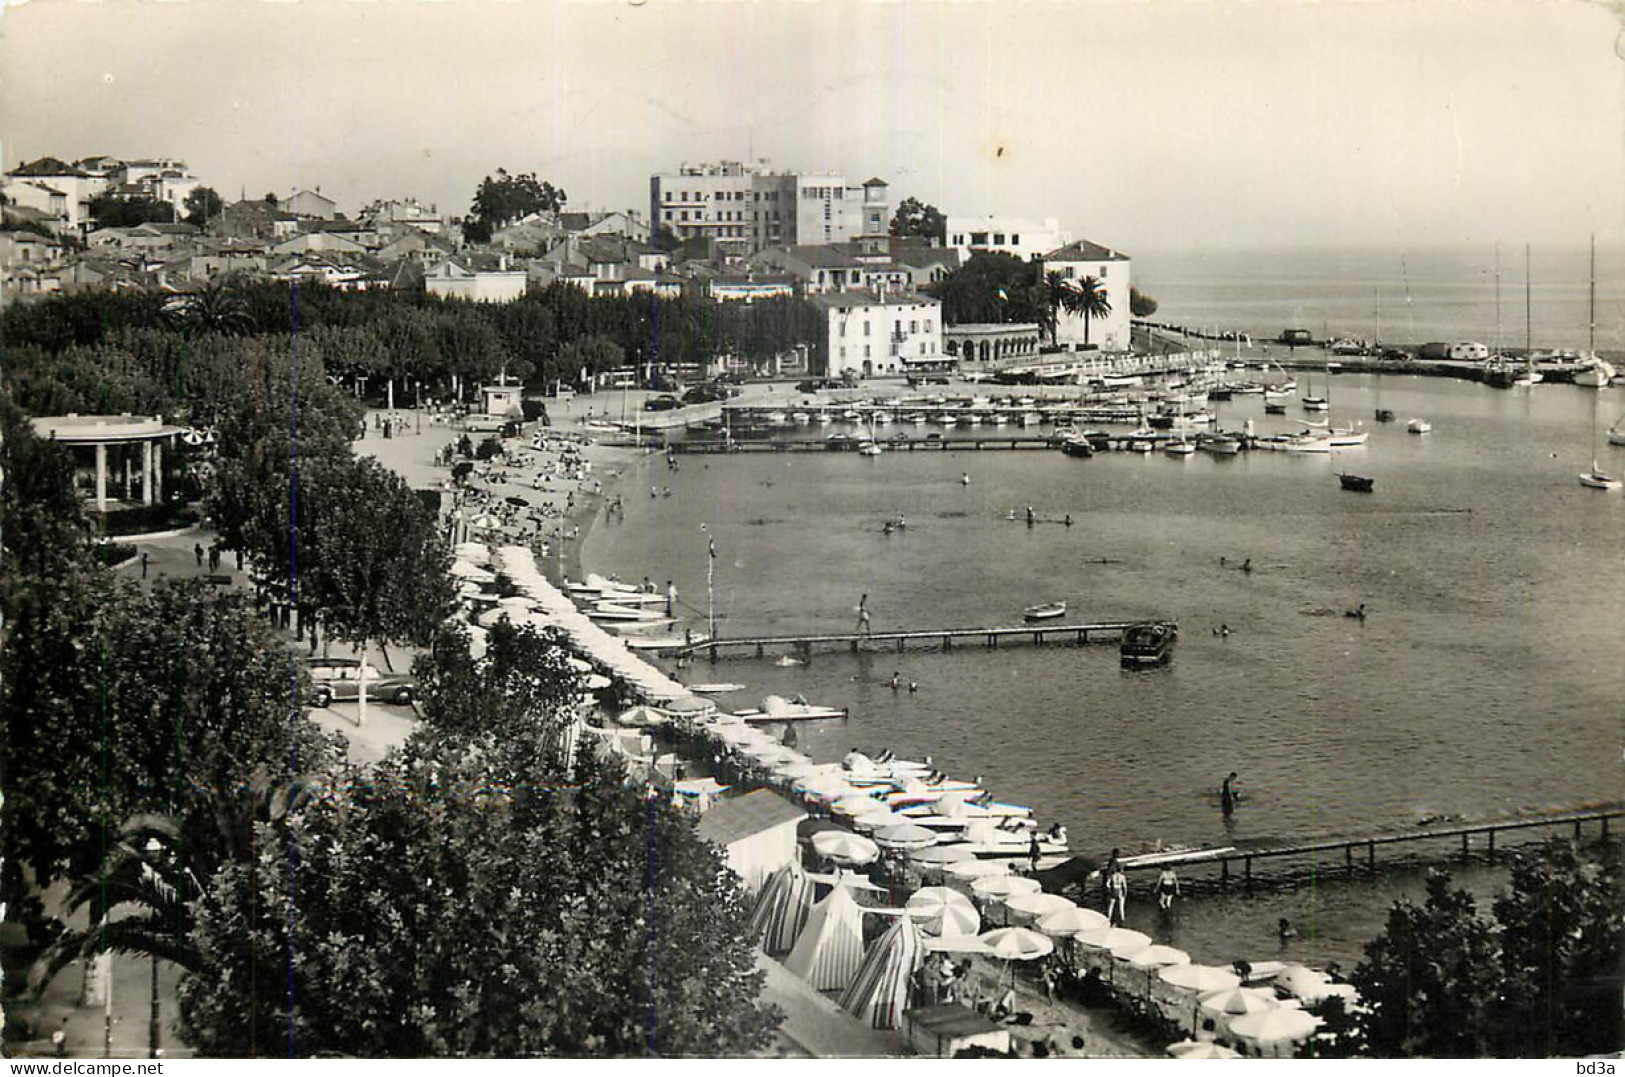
[
  {"xmin": 696, "ymin": 789, "xmax": 806, "ymax": 847},
  {"xmin": 9, "ymin": 156, "xmax": 87, "ymax": 178},
  {"xmin": 810, "ymin": 289, "xmax": 939, "ymax": 310},
  {"xmin": 1041, "ymin": 239, "xmax": 1129, "ymax": 263}
]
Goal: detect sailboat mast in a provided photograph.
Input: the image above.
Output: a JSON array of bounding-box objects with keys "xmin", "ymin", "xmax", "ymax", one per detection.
[
  {"xmin": 1589, "ymin": 234, "xmax": 1597, "ymax": 354},
  {"xmin": 1494, "ymin": 242, "xmax": 1502, "ymax": 355},
  {"xmin": 1524, "ymin": 243, "xmax": 1532, "ymax": 356}
]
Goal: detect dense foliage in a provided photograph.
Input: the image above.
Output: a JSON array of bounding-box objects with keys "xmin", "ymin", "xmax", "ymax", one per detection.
[
  {"xmin": 180, "ymin": 716, "xmax": 781, "ymax": 1055},
  {"xmin": 1352, "ymin": 845, "xmax": 1623, "ymax": 1057},
  {"xmin": 464, "ymin": 170, "xmax": 568, "ymax": 244},
  {"xmin": 888, "ymin": 196, "xmax": 946, "ymax": 244},
  {"xmin": 926, "ymin": 251, "xmax": 1046, "ymax": 326}
]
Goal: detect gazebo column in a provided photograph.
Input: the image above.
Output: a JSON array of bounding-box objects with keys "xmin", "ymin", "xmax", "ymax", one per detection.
[
  {"xmin": 143, "ymin": 441, "xmax": 156, "ymax": 506},
  {"xmin": 124, "ymin": 448, "xmax": 136, "ymax": 501},
  {"xmin": 153, "ymin": 442, "xmax": 164, "ymax": 502},
  {"xmin": 94, "ymin": 443, "xmax": 108, "ymax": 512}
]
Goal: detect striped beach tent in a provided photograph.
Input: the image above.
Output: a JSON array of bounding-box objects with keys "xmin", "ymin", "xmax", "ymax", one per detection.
[
  {"xmin": 839, "ymin": 912, "xmax": 926, "ymax": 1030},
  {"xmin": 749, "ymin": 861, "xmax": 814, "ymax": 957},
  {"xmin": 783, "ymin": 881, "xmax": 866, "ymax": 991}
]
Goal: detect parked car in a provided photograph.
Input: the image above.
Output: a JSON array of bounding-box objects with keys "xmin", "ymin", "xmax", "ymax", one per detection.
[
  {"xmin": 682, "ymin": 384, "xmax": 730, "ymax": 405},
  {"xmin": 644, "ymin": 395, "xmax": 683, "ymax": 412},
  {"xmin": 303, "ymin": 658, "xmax": 417, "ymax": 708}
]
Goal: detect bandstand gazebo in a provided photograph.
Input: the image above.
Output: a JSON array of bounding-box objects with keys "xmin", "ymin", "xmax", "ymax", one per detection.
[{"xmin": 30, "ymin": 413, "xmax": 185, "ymax": 514}]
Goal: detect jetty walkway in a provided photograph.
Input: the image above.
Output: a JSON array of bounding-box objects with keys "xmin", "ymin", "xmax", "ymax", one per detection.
[
  {"xmin": 678, "ymin": 620, "xmax": 1171, "ymax": 660},
  {"xmin": 1121, "ymin": 805, "xmax": 1623, "ymax": 886}
]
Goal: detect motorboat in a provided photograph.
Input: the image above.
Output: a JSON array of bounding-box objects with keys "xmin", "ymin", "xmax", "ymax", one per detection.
[
  {"xmin": 1337, "ymin": 473, "xmax": 1375, "ymax": 492},
  {"xmin": 1608, "ymin": 417, "xmax": 1625, "ymax": 447},
  {"xmin": 765, "ymin": 411, "xmax": 789, "ymax": 426},
  {"xmin": 858, "ymin": 440, "xmax": 885, "ymax": 457},
  {"xmin": 1024, "ymin": 601, "xmax": 1067, "ymax": 621},
  {"xmin": 1060, "ymin": 433, "xmax": 1094, "ymax": 458},
  {"xmin": 1284, "ymin": 433, "xmax": 1334, "ymax": 453},
  {"xmin": 1120, "ymin": 621, "xmax": 1177, "ymax": 666},
  {"xmin": 1163, "ymin": 439, "xmax": 1197, "ymax": 457},
  {"xmin": 1197, "ymin": 433, "xmax": 1242, "ymax": 456},
  {"xmin": 1578, "ymin": 463, "xmax": 1622, "ymax": 490},
  {"xmin": 1374, "ymin": 409, "xmax": 1396, "ymax": 422},
  {"xmin": 1575, "ymin": 358, "xmax": 1616, "ymax": 388},
  {"xmin": 1407, "ymin": 418, "xmax": 1432, "ymax": 434},
  {"xmin": 1301, "ymin": 395, "xmax": 1330, "ymax": 412},
  {"xmin": 687, "ymin": 683, "xmax": 746, "ymax": 695},
  {"xmin": 735, "ymin": 697, "xmax": 848, "ymax": 722},
  {"xmin": 589, "ymin": 602, "xmax": 674, "ymax": 622},
  {"xmin": 1264, "ymin": 401, "xmax": 1288, "ymax": 415},
  {"xmin": 1327, "ymin": 427, "xmax": 1370, "ymax": 447}
]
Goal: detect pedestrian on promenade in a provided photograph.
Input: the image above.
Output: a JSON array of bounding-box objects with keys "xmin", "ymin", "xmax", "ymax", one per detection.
[
  {"xmin": 890, "ymin": 671, "xmax": 900, "ymax": 690},
  {"xmin": 1106, "ymin": 864, "xmax": 1129, "ymax": 926},
  {"xmin": 1157, "ymin": 867, "xmax": 1181, "ymax": 911},
  {"xmin": 208, "ymin": 545, "xmax": 220, "ymax": 571},
  {"xmin": 235, "ymin": 548, "xmax": 244, "ymax": 571},
  {"xmin": 194, "ymin": 542, "xmax": 204, "ymax": 567},
  {"xmin": 140, "ymin": 552, "xmax": 149, "ymax": 578},
  {"xmin": 666, "ymin": 580, "xmax": 677, "ymax": 616},
  {"xmin": 1028, "ymin": 833, "xmax": 1042, "ymax": 872}
]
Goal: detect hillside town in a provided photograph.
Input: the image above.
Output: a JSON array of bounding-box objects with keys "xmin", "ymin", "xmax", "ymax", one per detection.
[{"xmin": 0, "ymin": 154, "xmax": 1133, "ymax": 379}]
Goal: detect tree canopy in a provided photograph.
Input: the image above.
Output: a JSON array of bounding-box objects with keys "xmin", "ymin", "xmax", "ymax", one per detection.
[
  {"xmin": 183, "ymin": 187, "xmax": 223, "ymax": 227},
  {"xmin": 465, "ymin": 170, "xmax": 567, "ymax": 244},
  {"xmin": 88, "ymin": 193, "xmax": 176, "ymax": 228},
  {"xmin": 1130, "ymin": 287, "xmax": 1159, "ymax": 318},
  {"xmin": 889, "ymin": 197, "xmax": 946, "ymax": 244},
  {"xmin": 926, "ymin": 251, "xmax": 1045, "ymax": 326}
]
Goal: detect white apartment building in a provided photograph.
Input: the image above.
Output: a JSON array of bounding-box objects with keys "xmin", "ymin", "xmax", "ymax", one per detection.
[
  {"xmin": 649, "ymin": 160, "xmax": 888, "ymax": 255},
  {"xmin": 945, "ymin": 216, "xmax": 1070, "ymax": 263},
  {"xmin": 1038, "ymin": 239, "xmax": 1133, "ymax": 353},
  {"xmin": 813, "ymin": 290, "xmax": 944, "ymax": 379}
]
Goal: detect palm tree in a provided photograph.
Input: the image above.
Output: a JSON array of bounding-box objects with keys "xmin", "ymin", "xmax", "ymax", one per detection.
[
  {"xmin": 1038, "ymin": 271, "xmax": 1072, "ymax": 348},
  {"xmin": 163, "ymin": 275, "xmax": 255, "ymax": 337},
  {"xmin": 1061, "ymin": 276, "xmax": 1113, "ymax": 348},
  {"xmin": 30, "ymin": 773, "xmax": 321, "ymax": 1054}
]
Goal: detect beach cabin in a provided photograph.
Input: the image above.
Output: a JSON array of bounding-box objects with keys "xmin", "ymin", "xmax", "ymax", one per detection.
[
  {"xmin": 480, "ymin": 383, "xmax": 524, "ymax": 419},
  {"xmin": 696, "ymin": 789, "xmax": 807, "ymax": 896},
  {"xmin": 903, "ymin": 1005, "xmax": 1012, "ymax": 1058}
]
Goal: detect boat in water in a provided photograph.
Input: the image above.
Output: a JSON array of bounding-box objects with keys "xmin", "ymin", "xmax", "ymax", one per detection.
[
  {"xmin": 1375, "ymin": 409, "xmax": 1396, "ymax": 423},
  {"xmin": 1407, "ymin": 418, "xmax": 1432, "ymax": 434},
  {"xmin": 1578, "ymin": 463, "xmax": 1622, "ymax": 490},
  {"xmin": 1264, "ymin": 401, "xmax": 1288, "ymax": 415},
  {"xmin": 1059, "ymin": 433, "xmax": 1094, "ymax": 458},
  {"xmin": 1024, "ymin": 601, "xmax": 1067, "ymax": 622},
  {"xmin": 1163, "ymin": 438, "xmax": 1197, "ymax": 457},
  {"xmin": 1196, "ymin": 433, "xmax": 1242, "ymax": 456},
  {"xmin": 1120, "ymin": 621, "xmax": 1178, "ymax": 666},
  {"xmin": 687, "ymin": 683, "xmax": 746, "ymax": 695},
  {"xmin": 1337, "ymin": 473, "xmax": 1375, "ymax": 492}
]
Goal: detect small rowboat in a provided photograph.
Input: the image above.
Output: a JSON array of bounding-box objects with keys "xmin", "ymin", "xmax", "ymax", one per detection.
[
  {"xmin": 687, "ymin": 683, "xmax": 746, "ymax": 695},
  {"xmin": 1024, "ymin": 602, "xmax": 1067, "ymax": 622},
  {"xmin": 1337, "ymin": 473, "xmax": 1375, "ymax": 493}
]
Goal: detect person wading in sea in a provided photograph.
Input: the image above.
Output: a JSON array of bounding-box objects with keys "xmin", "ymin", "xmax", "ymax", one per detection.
[{"xmin": 1221, "ymin": 772, "xmax": 1240, "ymax": 815}]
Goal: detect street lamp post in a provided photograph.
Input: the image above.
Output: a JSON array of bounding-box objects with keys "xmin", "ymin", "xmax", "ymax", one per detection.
[
  {"xmin": 699, "ymin": 524, "xmax": 715, "ymax": 640},
  {"xmin": 143, "ymin": 838, "xmax": 162, "ymax": 1058}
]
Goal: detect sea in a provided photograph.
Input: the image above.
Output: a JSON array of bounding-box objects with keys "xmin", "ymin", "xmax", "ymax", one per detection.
[
  {"xmin": 1130, "ymin": 244, "xmax": 1625, "ymax": 354},
  {"xmin": 582, "ymin": 249, "xmax": 1624, "ymax": 970}
]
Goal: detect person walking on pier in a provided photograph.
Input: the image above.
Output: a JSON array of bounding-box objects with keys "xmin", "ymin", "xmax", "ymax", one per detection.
[
  {"xmin": 856, "ymin": 593, "xmax": 872, "ymax": 636},
  {"xmin": 666, "ymin": 580, "xmax": 678, "ymax": 616}
]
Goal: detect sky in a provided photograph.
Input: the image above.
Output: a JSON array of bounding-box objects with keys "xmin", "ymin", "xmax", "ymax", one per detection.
[{"xmin": 2, "ymin": 0, "xmax": 1622, "ymax": 252}]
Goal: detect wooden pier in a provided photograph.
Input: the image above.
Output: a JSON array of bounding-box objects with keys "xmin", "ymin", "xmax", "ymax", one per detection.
[
  {"xmin": 671, "ymin": 436, "xmax": 1063, "ymax": 454},
  {"xmin": 1121, "ymin": 805, "xmax": 1622, "ymax": 886},
  {"xmin": 677, "ymin": 620, "xmax": 1172, "ymax": 660}
]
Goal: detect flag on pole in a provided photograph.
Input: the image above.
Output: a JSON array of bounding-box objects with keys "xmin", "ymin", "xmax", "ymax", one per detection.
[{"xmin": 997, "ymin": 287, "xmax": 1008, "ymax": 301}]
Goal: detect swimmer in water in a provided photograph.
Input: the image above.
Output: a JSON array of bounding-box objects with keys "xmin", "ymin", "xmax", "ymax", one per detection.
[{"xmin": 962, "ymin": 473, "xmax": 971, "ymax": 485}]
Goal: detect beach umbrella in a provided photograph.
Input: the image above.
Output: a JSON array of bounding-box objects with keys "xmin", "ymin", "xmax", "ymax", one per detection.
[
  {"xmin": 1160, "ymin": 964, "xmax": 1242, "ymax": 995},
  {"xmin": 784, "ymin": 882, "xmax": 867, "ymax": 991},
  {"xmin": 774, "ymin": 761, "xmax": 822, "ymax": 783},
  {"xmin": 977, "ymin": 927, "xmax": 1054, "ymax": 963},
  {"xmin": 795, "ymin": 773, "xmax": 858, "ymax": 802},
  {"xmin": 1003, "ymin": 892, "xmax": 1078, "ymax": 924},
  {"xmin": 663, "ymin": 694, "xmax": 714, "ymax": 716},
  {"xmin": 1166, "ymin": 1040, "xmax": 1241, "ymax": 1059},
  {"xmin": 971, "ymin": 875, "xmax": 1043, "ymax": 901},
  {"xmin": 908, "ymin": 844, "xmax": 976, "ymax": 867},
  {"xmin": 618, "ymin": 705, "xmax": 666, "ymax": 729},
  {"xmin": 810, "ymin": 830, "xmax": 880, "ymax": 867},
  {"xmin": 839, "ymin": 912, "xmax": 926, "ymax": 1031},
  {"xmin": 1228, "ymin": 1007, "xmax": 1322, "ymax": 1051},
  {"xmin": 851, "ymin": 807, "xmax": 908, "ymax": 832},
  {"xmin": 1199, "ymin": 986, "xmax": 1279, "ymax": 1018},
  {"xmin": 1036, "ymin": 906, "xmax": 1111, "ymax": 938},
  {"xmin": 923, "ymin": 934, "xmax": 991, "ymax": 955},
  {"xmin": 1274, "ymin": 964, "xmax": 1334, "ymax": 1003},
  {"xmin": 830, "ymin": 794, "xmax": 885, "ymax": 818},
  {"xmin": 942, "ymin": 859, "xmax": 1010, "ymax": 882},
  {"xmin": 905, "ymin": 887, "xmax": 981, "ymax": 937},
  {"xmin": 873, "ymin": 823, "xmax": 940, "ymax": 851},
  {"xmin": 1126, "ymin": 945, "xmax": 1191, "ymax": 971},
  {"xmin": 583, "ymin": 674, "xmax": 612, "ymax": 691},
  {"xmin": 1073, "ymin": 926, "xmax": 1154, "ymax": 958},
  {"xmin": 749, "ymin": 861, "xmax": 814, "ymax": 957}
]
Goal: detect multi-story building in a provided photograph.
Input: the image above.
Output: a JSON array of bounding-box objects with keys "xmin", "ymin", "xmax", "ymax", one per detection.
[
  {"xmin": 649, "ymin": 160, "xmax": 888, "ymax": 256},
  {"xmin": 812, "ymin": 290, "xmax": 944, "ymax": 379},
  {"xmin": 944, "ymin": 216, "xmax": 1070, "ymax": 263},
  {"xmin": 2, "ymin": 157, "xmax": 110, "ymax": 234},
  {"xmin": 1038, "ymin": 239, "xmax": 1133, "ymax": 352}
]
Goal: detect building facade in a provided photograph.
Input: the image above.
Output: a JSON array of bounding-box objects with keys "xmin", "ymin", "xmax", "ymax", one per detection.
[
  {"xmin": 649, "ymin": 160, "xmax": 888, "ymax": 257},
  {"xmin": 945, "ymin": 216, "xmax": 1070, "ymax": 263},
  {"xmin": 1038, "ymin": 240, "xmax": 1133, "ymax": 353},
  {"xmin": 813, "ymin": 290, "xmax": 945, "ymax": 379}
]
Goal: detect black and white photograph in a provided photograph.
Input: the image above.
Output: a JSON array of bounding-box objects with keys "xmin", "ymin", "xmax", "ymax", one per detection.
[{"xmin": 0, "ymin": 0, "xmax": 1621, "ymax": 1061}]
